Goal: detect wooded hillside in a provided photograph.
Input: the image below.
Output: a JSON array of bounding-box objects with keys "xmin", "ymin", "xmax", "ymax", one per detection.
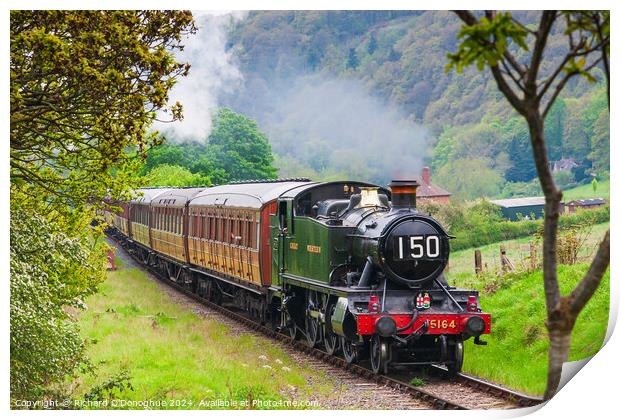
[{"xmin": 223, "ymin": 11, "xmax": 608, "ymax": 198}]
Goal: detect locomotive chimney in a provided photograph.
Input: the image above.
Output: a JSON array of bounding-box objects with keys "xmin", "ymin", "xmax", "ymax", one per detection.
[{"xmin": 389, "ymin": 179, "xmax": 419, "ymax": 209}]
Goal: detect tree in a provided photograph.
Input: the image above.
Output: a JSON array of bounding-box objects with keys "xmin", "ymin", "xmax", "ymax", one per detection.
[
  {"xmin": 435, "ymin": 157, "xmax": 504, "ymax": 200},
  {"xmin": 448, "ymin": 11, "xmax": 609, "ymax": 400},
  {"xmin": 11, "ymin": 11, "xmax": 196, "ymax": 216},
  {"xmin": 10, "ymin": 11, "xmax": 195, "ymax": 401},
  {"xmin": 503, "ymin": 117, "xmax": 537, "ymax": 182},
  {"xmin": 146, "ymin": 164, "xmax": 212, "ymax": 187},
  {"xmin": 208, "ymin": 108, "xmax": 278, "ymax": 181},
  {"xmin": 589, "ymin": 109, "xmax": 610, "ymax": 177},
  {"xmin": 367, "ymin": 32, "xmax": 378, "ymax": 55},
  {"xmin": 346, "ymin": 47, "xmax": 359, "ymax": 69}
]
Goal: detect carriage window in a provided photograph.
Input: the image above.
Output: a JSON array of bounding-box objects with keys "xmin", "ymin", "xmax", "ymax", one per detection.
[{"xmin": 209, "ymin": 212, "xmax": 215, "ymax": 240}]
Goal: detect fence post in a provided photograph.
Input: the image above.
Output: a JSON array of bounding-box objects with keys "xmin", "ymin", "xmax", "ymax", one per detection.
[
  {"xmin": 529, "ymin": 242, "xmax": 537, "ymax": 270},
  {"xmin": 474, "ymin": 249, "xmax": 482, "ymax": 275},
  {"xmin": 500, "ymin": 245, "xmax": 515, "ymax": 273}
]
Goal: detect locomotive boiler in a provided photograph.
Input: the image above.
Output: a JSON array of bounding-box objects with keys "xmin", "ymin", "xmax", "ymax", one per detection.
[{"xmin": 106, "ymin": 178, "xmax": 490, "ymax": 375}]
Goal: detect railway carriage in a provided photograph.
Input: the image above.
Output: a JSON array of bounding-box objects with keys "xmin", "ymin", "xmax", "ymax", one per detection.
[
  {"xmin": 107, "ymin": 178, "xmax": 491, "ymax": 375},
  {"xmin": 129, "ymin": 188, "xmax": 171, "ymax": 250}
]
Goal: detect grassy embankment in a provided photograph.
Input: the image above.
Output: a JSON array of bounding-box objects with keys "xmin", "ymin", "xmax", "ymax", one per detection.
[
  {"xmin": 447, "ymin": 222, "xmax": 610, "ymax": 396},
  {"xmin": 72, "ymin": 262, "xmax": 332, "ymax": 409},
  {"xmin": 562, "ymin": 179, "xmax": 609, "ymax": 201},
  {"xmin": 447, "ymin": 221, "xmax": 610, "ymax": 278}
]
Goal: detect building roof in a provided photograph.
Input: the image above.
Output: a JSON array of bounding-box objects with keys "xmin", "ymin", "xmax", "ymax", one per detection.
[
  {"xmin": 417, "ymin": 181, "xmax": 451, "ymax": 198},
  {"xmin": 490, "ymin": 197, "xmax": 546, "ymax": 208},
  {"xmin": 566, "ymin": 198, "xmax": 607, "ymax": 206}
]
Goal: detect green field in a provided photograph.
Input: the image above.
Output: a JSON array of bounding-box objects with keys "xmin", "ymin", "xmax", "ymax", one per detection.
[
  {"xmin": 446, "ymin": 221, "xmax": 610, "ymax": 395},
  {"xmin": 447, "ymin": 221, "xmax": 610, "ymax": 281},
  {"xmin": 460, "ymin": 263, "xmax": 610, "ymax": 395},
  {"xmin": 447, "ymin": 222, "xmax": 610, "ymax": 395},
  {"xmin": 72, "ymin": 266, "xmax": 331, "ymax": 409},
  {"xmin": 562, "ymin": 179, "xmax": 609, "ymax": 201}
]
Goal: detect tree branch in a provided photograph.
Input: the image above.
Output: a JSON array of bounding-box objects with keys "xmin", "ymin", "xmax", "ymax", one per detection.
[
  {"xmin": 569, "ymin": 229, "xmax": 610, "ymax": 315},
  {"xmin": 526, "ymin": 11, "xmax": 557, "ymax": 95}
]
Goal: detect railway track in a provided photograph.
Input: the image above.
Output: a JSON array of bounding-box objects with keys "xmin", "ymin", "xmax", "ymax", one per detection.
[{"xmin": 110, "ymin": 235, "xmax": 543, "ymax": 410}]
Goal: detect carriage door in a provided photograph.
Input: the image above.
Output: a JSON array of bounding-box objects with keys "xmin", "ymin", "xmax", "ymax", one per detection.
[{"xmin": 272, "ymin": 199, "xmax": 293, "ymax": 285}]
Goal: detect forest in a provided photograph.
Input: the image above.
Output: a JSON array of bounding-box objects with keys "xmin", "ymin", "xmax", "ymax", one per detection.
[
  {"xmin": 141, "ymin": 11, "xmax": 609, "ymax": 200},
  {"xmin": 212, "ymin": 11, "xmax": 608, "ymax": 199}
]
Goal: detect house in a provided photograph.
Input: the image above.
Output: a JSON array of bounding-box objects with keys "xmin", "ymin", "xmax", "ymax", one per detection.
[
  {"xmin": 553, "ymin": 157, "xmax": 578, "ymax": 173},
  {"xmin": 565, "ymin": 198, "xmax": 607, "ymax": 213},
  {"xmin": 416, "ymin": 167, "xmax": 451, "ymax": 205},
  {"xmin": 489, "ymin": 197, "xmax": 563, "ymax": 221}
]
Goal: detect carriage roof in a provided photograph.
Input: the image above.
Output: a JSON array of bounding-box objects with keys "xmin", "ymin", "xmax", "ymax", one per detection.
[
  {"xmin": 130, "ymin": 188, "xmax": 172, "ymax": 205},
  {"xmin": 151, "ymin": 187, "xmax": 206, "ymax": 208},
  {"xmin": 189, "ymin": 180, "xmax": 316, "ymax": 209}
]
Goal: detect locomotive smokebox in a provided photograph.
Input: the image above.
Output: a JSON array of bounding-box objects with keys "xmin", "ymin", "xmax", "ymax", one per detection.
[{"xmin": 389, "ymin": 179, "xmax": 419, "ymax": 209}]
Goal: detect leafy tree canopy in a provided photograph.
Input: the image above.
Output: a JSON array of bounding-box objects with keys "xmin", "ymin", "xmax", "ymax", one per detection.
[
  {"xmin": 146, "ymin": 164, "xmax": 212, "ymax": 187},
  {"xmin": 11, "ymin": 10, "xmax": 196, "ymax": 218},
  {"xmin": 148, "ymin": 108, "xmax": 278, "ymax": 184}
]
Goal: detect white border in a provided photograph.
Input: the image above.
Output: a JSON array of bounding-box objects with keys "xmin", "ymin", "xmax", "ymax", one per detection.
[{"xmin": 3, "ymin": 2, "xmax": 617, "ymax": 419}]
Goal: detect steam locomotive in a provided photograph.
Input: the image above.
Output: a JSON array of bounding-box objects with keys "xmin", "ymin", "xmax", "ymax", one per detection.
[{"xmin": 105, "ymin": 179, "xmax": 490, "ymax": 375}]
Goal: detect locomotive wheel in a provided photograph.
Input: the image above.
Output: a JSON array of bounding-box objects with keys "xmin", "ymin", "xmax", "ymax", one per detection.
[
  {"xmin": 305, "ymin": 315, "xmax": 321, "ymax": 347},
  {"xmin": 447, "ymin": 338, "xmax": 464, "ymax": 377},
  {"xmin": 282, "ymin": 310, "xmax": 299, "ymax": 340},
  {"xmin": 323, "ymin": 304, "xmax": 339, "ymax": 355},
  {"xmin": 341, "ymin": 337, "xmax": 358, "ymax": 364},
  {"xmin": 370, "ymin": 335, "xmax": 390, "ymax": 375}
]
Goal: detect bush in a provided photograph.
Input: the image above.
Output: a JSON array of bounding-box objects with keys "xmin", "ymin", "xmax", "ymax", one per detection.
[
  {"xmin": 10, "ymin": 202, "xmax": 106, "ymax": 403},
  {"xmin": 428, "ymin": 201, "xmax": 610, "ymax": 252}
]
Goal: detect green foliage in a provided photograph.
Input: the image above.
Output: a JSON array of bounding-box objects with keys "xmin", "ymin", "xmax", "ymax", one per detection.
[
  {"xmin": 229, "ymin": 12, "xmax": 608, "ymax": 191},
  {"xmin": 554, "ymin": 170, "xmax": 575, "ymax": 189},
  {"xmin": 589, "ymin": 109, "xmax": 610, "ymax": 177},
  {"xmin": 346, "ymin": 48, "xmax": 359, "ymax": 69},
  {"xmin": 208, "ymin": 108, "xmax": 278, "ymax": 181},
  {"xmin": 459, "ymin": 263, "xmax": 609, "ymax": 395},
  {"xmin": 146, "ymin": 164, "xmax": 212, "ymax": 187},
  {"xmin": 10, "ymin": 10, "xmax": 195, "ymax": 402},
  {"xmin": 435, "ymin": 158, "xmax": 504, "ymax": 200},
  {"xmin": 421, "ymin": 199, "xmax": 610, "ymax": 252},
  {"xmin": 11, "ymin": 10, "xmax": 196, "ymax": 216},
  {"xmin": 84, "ymin": 371, "xmax": 134, "ymax": 402},
  {"xmin": 10, "ymin": 201, "xmax": 107, "ymax": 403},
  {"xmin": 501, "ymin": 179, "xmax": 542, "ymax": 198},
  {"xmin": 446, "ymin": 12, "xmax": 528, "ymax": 73},
  {"xmin": 145, "ymin": 108, "xmax": 277, "ymax": 184}
]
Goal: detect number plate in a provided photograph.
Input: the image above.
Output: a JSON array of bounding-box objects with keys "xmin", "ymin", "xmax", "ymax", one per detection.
[
  {"xmin": 426, "ymin": 317, "xmax": 458, "ymax": 332},
  {"xmin": 394, "ymin": 234, "xmax": 441, "ymax": 260}
]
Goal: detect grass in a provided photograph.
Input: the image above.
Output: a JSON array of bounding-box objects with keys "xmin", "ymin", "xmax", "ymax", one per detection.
[
  {"xmin": 446, "ymin": 221, "xmax": 609, "ymax": 279},
  {"xmin": 562, "ymin": 179, "xmax": 609, "ymax": 201},
  {"xmin": 457, "ymin": 264, "xmax": 610, "ymax": 396},
  {"xmin": 72, "ymin": 267, "xmax": 332, "ymax": 409}
]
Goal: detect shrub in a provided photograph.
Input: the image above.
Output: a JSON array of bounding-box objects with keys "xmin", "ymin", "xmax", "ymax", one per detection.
[{"xmin": 437, "ymin": 201, "xmax": 609, "ymax": 252}]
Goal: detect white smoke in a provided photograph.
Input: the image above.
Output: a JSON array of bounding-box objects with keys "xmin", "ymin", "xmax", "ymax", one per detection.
[
  {"xmin": 225, "ymin": 74, "xmax": 431, "ymax": 185},
  {"xmin": 156, "ymin": 11, "xmax": 245, "ymax": 141}
]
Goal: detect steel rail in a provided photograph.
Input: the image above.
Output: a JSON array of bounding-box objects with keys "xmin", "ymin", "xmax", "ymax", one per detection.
[{"xmin": 110, "ymin": 234, "xmax": 542, "ymax": 410}]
